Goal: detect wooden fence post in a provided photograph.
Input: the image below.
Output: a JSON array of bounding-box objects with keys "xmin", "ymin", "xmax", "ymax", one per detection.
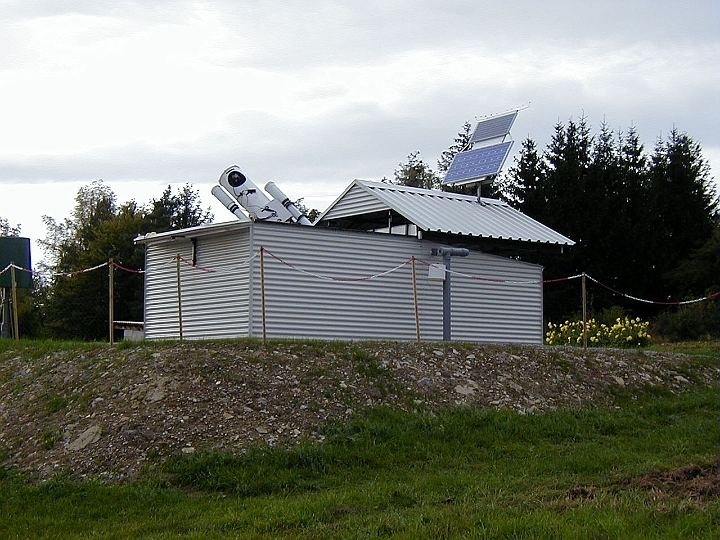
[
  {"xmin": 412, "ymin": 257, "xmax": 421, "ymax": 343},
  {"xmin": 582, "ymin": 273, "xmax": 588, "ymax": 350},
  {"xmin": 260, "ymin": 247, "xmax": 267, "ymax": 344},
  {"xmin": 109, "ymin": 259, "xmax": 114, "ymax": 345}
]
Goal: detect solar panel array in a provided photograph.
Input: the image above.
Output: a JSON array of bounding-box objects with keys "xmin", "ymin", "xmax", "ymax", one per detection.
[
  {"xmin": 442, "ymin": 109, "xmax": 520, "ymax": 186},
  {"xmin": 442, "ymin": 141, "xmax": 513, "ymax": 186},
  {"xmin": 470, "ymin": 111, "xmax": 518, "ymax": 143}
]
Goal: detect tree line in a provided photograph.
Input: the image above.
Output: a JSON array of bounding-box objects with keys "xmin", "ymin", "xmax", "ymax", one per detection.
[
  {"xmin": 2, "ymin": 183, "xmax": 212, "ymax": 340},
  {"xmin": 504, "ymin": 119, "xmax": 717, "ymax": 328},
  {"xmin": 2, "ymin": 114, "xmax": 718, "ymax": 341}
]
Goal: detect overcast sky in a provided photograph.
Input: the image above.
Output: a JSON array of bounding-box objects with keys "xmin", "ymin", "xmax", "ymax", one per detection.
[{"xmin": 1, "ymin": 0, "xmax": 718, "ymax": 264}]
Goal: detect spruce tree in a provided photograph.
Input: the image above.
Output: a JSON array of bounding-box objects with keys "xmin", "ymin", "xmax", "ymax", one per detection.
[
  {"xmin": 500, "ymin": 116, "xmax": 717, "ymax": 323},
  {"xmin": 647, "ymin": 129, "xmax": 718, "ymax": 301},
  {"xmin": 502, "ymin": 137, "xmax": 545, "ymax": 211},
  {"xmin": 437, "ymin": 121, "xmax": 472, "ymax": 173}
]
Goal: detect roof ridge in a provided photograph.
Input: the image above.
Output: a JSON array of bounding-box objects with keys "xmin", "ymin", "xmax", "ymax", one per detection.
[{"xmin": 357, "ymin": 179, "xmax": 507, "ymax": 206}]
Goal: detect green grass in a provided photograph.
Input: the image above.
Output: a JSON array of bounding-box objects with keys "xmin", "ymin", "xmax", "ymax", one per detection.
[
  {"xmin": 646, "ymin": 340, "xmax": 718, "ymax": 357},
  {"xmin": 1, "ymin": 386, "xmax": 717, "ymax": 539},
  {"xmin": 0, "ymin": 338, "xmax": 111, "ymax": 358}
]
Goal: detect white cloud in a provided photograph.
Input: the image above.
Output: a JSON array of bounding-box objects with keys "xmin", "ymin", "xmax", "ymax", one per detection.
[{"xmin": 1, "ymin": 0, "xmax": 718, "ymax": 259}]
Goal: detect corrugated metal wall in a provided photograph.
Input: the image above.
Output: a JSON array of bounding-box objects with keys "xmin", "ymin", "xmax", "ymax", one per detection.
[
  {"xmin": 251, "ymin": 224, "xmax": 444, "ymax": 341},
  {"xmin": 142, "ymin": 222, "xmax": 544, "ymax": 343},
  {"xmin": 250, "ymin": 223, "xmax": 544, "ymax": 343},
  {"xmin": 449, "ymin": 253, "xmax": 543, "ymax": 343},
  {"xmin": 143, "ymin": 226, "xmax": 253, "ymax": 340}
]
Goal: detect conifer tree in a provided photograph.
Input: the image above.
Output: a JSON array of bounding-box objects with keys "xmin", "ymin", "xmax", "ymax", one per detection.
[
  {"xmin": 501, "ymin": 138, "xmax": 545, "ymax": 210},
  {"xmin": 501, "ymin": 117, "xmax": 717, "ymax": 323},
  {"xmin": 147, "ymin": 184, "xmax": 214, "ymax": 232},
  {"xmin": 435, "ymin": 121, "xmax": 509, "ymax": 197},
  {"xmin": 437, "ymin": 121, "xmax": 472, "ymax": 173},
  {"xmin": 646, "ymin": 129, "xmax": 718, "ymax": 301}
]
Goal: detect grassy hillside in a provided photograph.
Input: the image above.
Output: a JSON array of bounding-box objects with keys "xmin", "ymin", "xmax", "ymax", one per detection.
[{"xmin": 0, "ymin": 339, "xmax": 717, "ymax": 538}]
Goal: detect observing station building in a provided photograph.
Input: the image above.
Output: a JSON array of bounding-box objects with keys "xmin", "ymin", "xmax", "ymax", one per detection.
[
  {"xmin": 135, "ymin": 111, "xmax": 573, "ymax": 344},
  {"xmin": 135, "ymin": 178, "xmax": 573, "ymax": 344}
]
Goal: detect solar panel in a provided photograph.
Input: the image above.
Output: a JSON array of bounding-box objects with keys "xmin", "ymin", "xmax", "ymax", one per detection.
[
  {"xmin": 470, "ymin": 111, "xmax": 518, "ymax": 143},
  {"xmin": 442, "ymin": 141, "xmax": 513, "ymax": 185}
]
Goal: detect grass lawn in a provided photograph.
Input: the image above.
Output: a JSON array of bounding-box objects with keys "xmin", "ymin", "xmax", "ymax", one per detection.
[{"xmin": 1, "ymin": 385, "xmax": 717, "ymax": 539}]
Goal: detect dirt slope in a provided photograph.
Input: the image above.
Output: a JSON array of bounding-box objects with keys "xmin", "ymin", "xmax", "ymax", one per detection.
[{"xmin": 0, "ymin": 340, "xmax": 716, "ymax": 482}]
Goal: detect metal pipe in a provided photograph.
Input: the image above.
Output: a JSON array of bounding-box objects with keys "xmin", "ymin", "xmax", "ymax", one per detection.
[{"xmin": 412, "ymin": 257, "xmax": 421, "ymax": 342}]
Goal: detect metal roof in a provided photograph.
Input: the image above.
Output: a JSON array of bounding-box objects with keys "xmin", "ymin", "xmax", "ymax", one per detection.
[{"xmin": 317, "ymin": 180, "xmax": 574, "ymax": 245}]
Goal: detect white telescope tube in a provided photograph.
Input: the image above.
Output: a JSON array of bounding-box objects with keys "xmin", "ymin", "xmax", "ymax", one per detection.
[
  {"xmin": 264, "ymin": 182, "xmax": 312, "ymax": 225},
  {"xmin": 211, "ymin": 185, "xmax": 250, "ymax": 221}
]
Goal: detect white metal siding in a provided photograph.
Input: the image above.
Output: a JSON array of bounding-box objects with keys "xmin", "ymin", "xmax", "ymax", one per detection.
[
  {"xmin": 250, "ymin": 224, "xmax": 543, "ymax": 343},
  {"xmin": 143, "ymin": 229, "xmax": 252, "ymax": 339},
  {"xmin": 449, "ymin": 253, "xmax": 543, "ymax": 343},
  {"xmin": 141, "ymin": 222, "xmax": 544, "ymax": 343},
  {"xmin": 251, "ymin": 225, "xmax": 443, "ymax": 341},
  {"xmin": 143, "ymin": 239, "xmax": 189, "ymax": 339}
]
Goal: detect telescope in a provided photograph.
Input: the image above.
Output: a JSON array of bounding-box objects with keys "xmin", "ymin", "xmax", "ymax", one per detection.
[{"xmin": 212, "ymin": 165, "xmax": 311, "ymax": 225}]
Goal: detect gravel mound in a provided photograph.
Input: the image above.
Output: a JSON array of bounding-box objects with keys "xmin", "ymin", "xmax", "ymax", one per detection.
[{"xmin": 0, "ymin": 341, "xmax": 715, "ymax": 482}]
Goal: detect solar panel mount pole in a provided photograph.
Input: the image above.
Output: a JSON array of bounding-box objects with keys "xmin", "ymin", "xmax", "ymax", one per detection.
[{"xmin": 432, "ymin": 247, "xmax": 469, "ymax": 341}]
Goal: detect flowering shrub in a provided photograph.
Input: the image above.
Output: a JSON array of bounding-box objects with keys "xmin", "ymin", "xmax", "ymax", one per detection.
[{"xmin": 545, "ymin": 317, "xmax": 651, "ymax": 348}]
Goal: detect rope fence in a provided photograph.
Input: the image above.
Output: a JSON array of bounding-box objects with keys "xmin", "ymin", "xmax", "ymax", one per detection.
[{"xmin": 1, "ymin": 247, "xmax": 717, "ymax": 343}]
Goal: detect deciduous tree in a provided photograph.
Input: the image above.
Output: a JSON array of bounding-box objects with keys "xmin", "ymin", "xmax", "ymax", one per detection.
[
  {"xmin": 392, "ymin": 151, "xmax": 440, "ymax": 189},
  {"xmin": 40, "ymin": 182, "xmax": 213, "ymax": 340}
]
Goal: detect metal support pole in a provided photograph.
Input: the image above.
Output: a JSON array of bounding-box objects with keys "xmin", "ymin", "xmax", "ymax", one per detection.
[
  {"xmin": 442, "ymin": 257, "xmax": 452, "ymax": 341},
  {"xmin": 431, "ymin": 247, "xmax": 469, "ymax": 341}
]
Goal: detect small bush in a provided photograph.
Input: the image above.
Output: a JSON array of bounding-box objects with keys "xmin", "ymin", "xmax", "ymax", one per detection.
[
  {"xmin": 651, "ymin": 300, "xmax": 719, "ymax": 342},
  {"xmin": 546, "ymin": 317, "xmax": 651, "ymax": 347}
]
